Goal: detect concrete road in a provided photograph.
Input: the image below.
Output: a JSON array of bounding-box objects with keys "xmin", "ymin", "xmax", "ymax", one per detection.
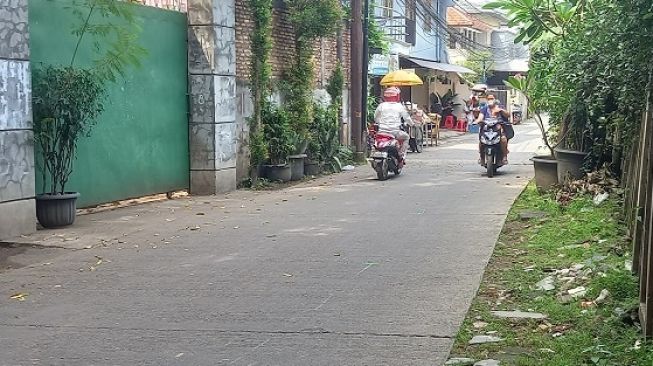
[{"xmin": 0, "ymin": 123, "xmax": 541, "ymax": 366}]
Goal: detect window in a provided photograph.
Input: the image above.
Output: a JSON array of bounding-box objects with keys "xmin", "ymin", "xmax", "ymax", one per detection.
[
  {"xmin": 461, "ymin": 28, "xmax": 479, "ymax": 48},
  {"xmin": 382, "ymin": 0, "xmax": 393, "ymax": 18},
  {"xmin": 449, "ymin": 33, "xmax": 457, "ymax": 49}
]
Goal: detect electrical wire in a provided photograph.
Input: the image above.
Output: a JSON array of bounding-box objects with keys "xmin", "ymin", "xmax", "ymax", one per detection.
[{"xmin": 371, "ymin": 0, "xmax": 526, "ymax": 59}]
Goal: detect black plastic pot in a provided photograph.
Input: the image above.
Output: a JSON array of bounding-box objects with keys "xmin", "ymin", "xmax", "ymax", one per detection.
[
  {"xmin": 554, "ymin": 147, "xmax": 588, "ymax": 183},
  {"xmin": 304, "ymin": 160, "xmax": 321, "ymax": 176},
  {"xmin": 264, "ymin": 164, "xmax": 292, "ymax": 182},
  {"xmin": 36, "ymin": 192, "xmax": 80, "ymax": 228},
  {"xmin": 288, "ymin": 154, "xmax": 307, "ymax": 181},
  {"xmin": 530, "ymin": 155, "xmax": 558, "ymax": 192}
]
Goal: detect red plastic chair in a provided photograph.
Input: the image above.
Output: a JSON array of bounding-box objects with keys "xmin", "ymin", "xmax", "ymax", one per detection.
[
  {"xmin": 444, "ymin": 115, "xmax": 455, "ymax": 129},
  {"xmin": 456, "ymin": 119, "xmax": 468, "ymax": 132}
]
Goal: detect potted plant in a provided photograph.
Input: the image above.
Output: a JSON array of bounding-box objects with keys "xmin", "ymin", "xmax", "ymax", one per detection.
[
  {"xmin": 505, "ymin": 75, "xmax": 559, "ymax": 191},
  {"xmin": 32, "ymin": 66, "xmax": 105, "ymax": 228},
  {"xmin": 288, "ymin": 134, "xmax": 307, "ymax": 181},
  {"xmin": 304, "ymin": 139, "xmax": 323, "ymax": 176},
  {"xmin": 263, "ymin": 105, "xmax": 295, "ymax": 182},
  {"xmin": 554, "ymin": 100, "xmax": 590, "ymax": 183},
  {"xmin": 31, "ymin": 0, "xmax": 144, "ymax": 227},
  {"xmin": 315, "ymin": 104, "xmax": 343, "ymax": 173}
]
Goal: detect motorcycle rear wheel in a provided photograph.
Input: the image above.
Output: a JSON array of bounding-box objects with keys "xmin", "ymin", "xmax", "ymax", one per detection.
[{"xmin": 376, "ymin": 161, "xmax": 389, "ymax": 181}]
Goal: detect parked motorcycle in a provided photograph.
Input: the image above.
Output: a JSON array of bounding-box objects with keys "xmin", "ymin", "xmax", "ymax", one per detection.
[
  {"xmin": 369, "ymin": 124, "xmax": 405, "ymax": 181},
  {"xmin": 478, "ymin": 117, "xmax": 504, "ymax": 178}
]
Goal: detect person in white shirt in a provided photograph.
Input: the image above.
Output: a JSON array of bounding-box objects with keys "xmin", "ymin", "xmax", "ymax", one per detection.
[{"xmin": 374, "ymin": 87, "xmax": 414, "ymax": 159}]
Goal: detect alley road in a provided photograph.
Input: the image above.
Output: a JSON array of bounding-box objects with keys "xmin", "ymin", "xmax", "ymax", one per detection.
[{"xmin": 0, "ymin": 123, "xmax": 541, "ymax": 365}]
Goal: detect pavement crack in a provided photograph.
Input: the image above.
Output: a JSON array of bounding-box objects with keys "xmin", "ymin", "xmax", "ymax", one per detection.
[{"xmin": 0, "ymin": 323, "xmax": 454, "ymax": 339}]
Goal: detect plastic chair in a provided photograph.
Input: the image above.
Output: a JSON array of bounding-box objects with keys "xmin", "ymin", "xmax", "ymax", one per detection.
[
  {"xmin": 456, "ymin": 119, "xmax": 468, "ymax": 132},
  {"xmin": 444, "ymin": 115, "xmax": 455, "ymax": 129}
]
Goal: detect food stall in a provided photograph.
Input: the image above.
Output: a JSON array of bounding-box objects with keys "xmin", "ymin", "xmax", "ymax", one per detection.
[{"xmin": 379, "ymin": 70, "xmax": 439, "ymax": 149}]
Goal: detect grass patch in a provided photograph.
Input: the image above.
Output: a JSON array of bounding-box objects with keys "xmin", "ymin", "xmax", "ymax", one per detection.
[{"xmin": 451, "ymin": 183, "xmax": 652, "ymax": 366}]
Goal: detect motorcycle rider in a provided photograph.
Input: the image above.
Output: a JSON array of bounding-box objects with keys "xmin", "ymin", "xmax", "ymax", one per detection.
[
  {"xmin": 475, "ymin": 94, "xmax": 512, "ymax": 165},
  {"xmin": 374, "ymin": 87, "xmax": 414, "ymax": 159}
]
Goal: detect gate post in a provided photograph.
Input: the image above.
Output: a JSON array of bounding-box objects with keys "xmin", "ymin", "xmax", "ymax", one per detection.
[
  {"xmin": 187, "ymin": 0, "xmax": 238, "ymax": 194},
  {"xmin": 0, "ymin": 0, "xmax": 36, "ymax": 239}
]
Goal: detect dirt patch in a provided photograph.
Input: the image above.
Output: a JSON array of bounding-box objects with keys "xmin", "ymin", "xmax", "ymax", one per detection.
[{"xmin": 0, "ymin": 242, "xmax": 66, "ymax": 272}]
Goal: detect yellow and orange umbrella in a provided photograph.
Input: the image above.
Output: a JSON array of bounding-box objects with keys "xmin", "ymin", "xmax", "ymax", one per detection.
[{"xmin": 380, "ymin": 69, "xmax": 424, "ymax": 87}]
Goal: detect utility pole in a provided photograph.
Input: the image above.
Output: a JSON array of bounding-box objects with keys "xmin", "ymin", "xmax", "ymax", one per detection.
[
  {"xmin": 361, "ymin": 0, "xmax": 370, "ymax": 155},
  {"xmin": 350, "ymin": 0, "xmax": 364, "ymax": 157}
]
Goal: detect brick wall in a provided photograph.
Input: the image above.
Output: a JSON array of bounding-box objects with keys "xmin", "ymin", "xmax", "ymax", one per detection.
[{"xmin": 235, "ymin": 0, "xmax": 350, "ymax": 87}]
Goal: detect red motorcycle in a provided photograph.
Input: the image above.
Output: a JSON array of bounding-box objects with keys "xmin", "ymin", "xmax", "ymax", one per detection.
[{"xmin": 368, "ymin": 123, "xmax": 405, "ymax": 181}]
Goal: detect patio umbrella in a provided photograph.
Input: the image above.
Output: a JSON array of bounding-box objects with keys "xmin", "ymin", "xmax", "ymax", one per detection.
[{"xmin": 380, "ymin": 70, "xmax": 424, "ymax": 87}]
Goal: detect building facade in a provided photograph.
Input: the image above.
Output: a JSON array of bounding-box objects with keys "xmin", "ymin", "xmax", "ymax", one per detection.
[{"xmin": 374, "ymin": 0, "xmax": 451, "ymax": 62}]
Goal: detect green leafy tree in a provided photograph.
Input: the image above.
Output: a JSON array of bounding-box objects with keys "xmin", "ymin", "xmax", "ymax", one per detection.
[
  {"xmin": 493, "ymin": 0, "xmax": 653, "ymax": 173},
  {"xmin": 69, "ymin": 0, "xmax": 147, "ymax": 82},
  {"xmin": 459, "ymin": 51, "xmax": 494, "ymax": 84}
]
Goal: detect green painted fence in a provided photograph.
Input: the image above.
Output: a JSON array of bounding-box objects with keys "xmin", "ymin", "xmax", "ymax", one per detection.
[{"xmin": 30, "ymin": 0, "xmax": 189, "ymax": 207}]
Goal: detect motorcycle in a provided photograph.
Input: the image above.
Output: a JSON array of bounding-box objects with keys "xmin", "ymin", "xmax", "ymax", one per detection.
[
  {"xmin": 368, "ymin": 124, "xmax": 405, "ymax": 181},
  {"xmin": 478, "ymin": 117, "xmax": 504, "ymax": 178}
]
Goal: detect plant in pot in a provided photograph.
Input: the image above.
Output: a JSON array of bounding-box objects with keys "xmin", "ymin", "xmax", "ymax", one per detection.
[
  {"xmin": 263, "ymin": 105, "xmax": 296, "ymax": 182},
  {"xmin": 33, "ymin": 67, "xmax": 105, "ymax": 228},
  {"xmin": 315, "ymin": 103, "xmax": 343, "ymax": 173},
  {"xmin": 554, "ymin": 99, "xmax": 592, "ymax": 183},
  {"xmin": 31, "ymin": 0, "xmax": 145, "ymax": 228},
  {"xmin": 505, "ymin": 74, "xmax": 559, "ymax": 191},
  {"xmin": 288, "ymin": 132, "xmax": 307, "ymax": 181}
]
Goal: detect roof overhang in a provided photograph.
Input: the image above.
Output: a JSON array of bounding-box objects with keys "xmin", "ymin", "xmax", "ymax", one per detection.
[{"xmin": 401, "ymin": 56, "xmax": 476, "ymax": 74}]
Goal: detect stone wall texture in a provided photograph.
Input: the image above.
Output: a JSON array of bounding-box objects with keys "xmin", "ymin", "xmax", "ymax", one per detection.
[
  {"xmin": 0, "ymin": 0, "xmax": 35, "ymax": 239},
  {"xmin": 0, "ymin": 0, "xmax": 29, "ymax": 60},
  {"xmin": 188, "ymin": 0, "xmax": 238, "ymax": 194}
]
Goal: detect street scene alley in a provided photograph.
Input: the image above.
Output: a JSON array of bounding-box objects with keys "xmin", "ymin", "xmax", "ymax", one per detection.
[{"xmin": 0, "ymin": 124, "xmax": 539, "ymax": 365}]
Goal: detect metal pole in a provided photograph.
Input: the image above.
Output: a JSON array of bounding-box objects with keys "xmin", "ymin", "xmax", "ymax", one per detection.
[
  {"xmin": 362, "ymin": 0, "xmax": 370, "ymax": 152},
  {"xmin": 351, "ymin": 0, "xmax": 363, "ymax": 155}
]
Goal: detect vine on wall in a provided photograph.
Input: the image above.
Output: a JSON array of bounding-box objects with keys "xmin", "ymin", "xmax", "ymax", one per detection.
[
  {"xmin": 285, "ymin": 0, "xmax": 343, "ymax": 149},
  {"xmin": 248, "ymin": 0, "xmax": 274, "ymax": 176}
]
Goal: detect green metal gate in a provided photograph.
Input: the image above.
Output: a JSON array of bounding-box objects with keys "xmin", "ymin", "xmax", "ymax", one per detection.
[{"xmin": 30, "ymin": 0, "xmax": 189, "ymax": 207}]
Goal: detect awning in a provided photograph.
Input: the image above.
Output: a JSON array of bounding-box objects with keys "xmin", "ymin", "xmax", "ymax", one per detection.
[{"xmin": 402, "ymin": 56, "xmax": 476, "ymax": 74}]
